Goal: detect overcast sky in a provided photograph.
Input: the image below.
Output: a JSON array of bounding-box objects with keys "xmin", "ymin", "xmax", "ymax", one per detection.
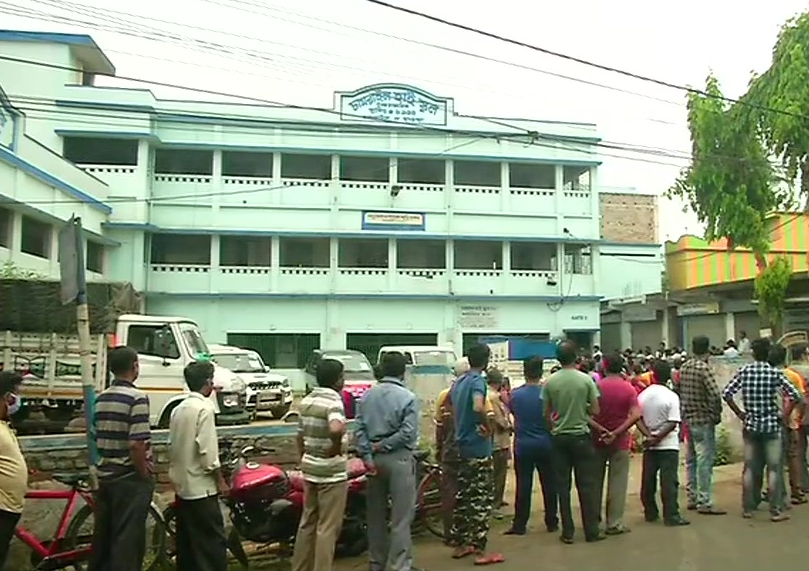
[{"xmin": 4, "ymin": 0, "xmax": 807, "ymax": 242}]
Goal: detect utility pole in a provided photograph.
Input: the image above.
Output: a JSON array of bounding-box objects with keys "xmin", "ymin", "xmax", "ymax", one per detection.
[{"xmin": 58, "ymin": 215, "xmax": 98, "ymax": 490}]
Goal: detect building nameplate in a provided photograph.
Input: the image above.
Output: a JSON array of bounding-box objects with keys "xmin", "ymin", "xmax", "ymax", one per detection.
[
  {"xmin": 361, "ymin": 211, "xmax": 426, "ymax": 231},
  {"xmin": 339, "ymin": 84, "xmax": 448, "ymax": 126},
  {"xmin": 459, "ymin": 305, "xmax": 498, "ymax": 329}
]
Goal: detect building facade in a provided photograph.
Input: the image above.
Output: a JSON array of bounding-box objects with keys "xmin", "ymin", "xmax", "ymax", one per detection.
[{"xmin": 0, "ymin": 30, "xmax": 660, "ymax": 375}]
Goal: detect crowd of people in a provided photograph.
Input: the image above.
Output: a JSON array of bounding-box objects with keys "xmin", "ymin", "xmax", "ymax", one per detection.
[{"xmin": 0, "ymin": 330, "xmax": 805, "ymax": 571}]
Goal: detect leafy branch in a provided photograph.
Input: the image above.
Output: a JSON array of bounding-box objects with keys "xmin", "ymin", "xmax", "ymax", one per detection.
[
  {"xmin": 0, "ymin": 261, "xmax": 45, "ymax": 280},
  {"xmin": 754, "ymin": 256, "xmax": 793, "ymax": 330}
]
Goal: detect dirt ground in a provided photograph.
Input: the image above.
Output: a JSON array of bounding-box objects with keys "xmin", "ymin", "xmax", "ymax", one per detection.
[{"xmin": 234, "ymin": 459, "xmax": 806, "ymax": 571}]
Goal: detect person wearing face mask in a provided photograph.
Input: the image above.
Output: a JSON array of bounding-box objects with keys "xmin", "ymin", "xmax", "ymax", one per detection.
[{"xmin": 0, "ymin": 371, "xmax": 27, "ymax": 569}]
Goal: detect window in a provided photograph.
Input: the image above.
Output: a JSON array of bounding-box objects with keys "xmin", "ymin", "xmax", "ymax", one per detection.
[
  {"xmin": 509, "ymin": 163, "xmax": 555, "ymax": 188},
  {"xmin": 150, "ymin": 234, "xmax": 211, "ymax": 264},
  {"xmin": 127, "ymin": 325, "xmax": 181, "ymax": 359},
  {"xmin": 86, "ymin": 241, "xmax": 104, "ymax": 273},
  {"xmin": 227, "ymin": 332, "xmax": 320, "ymax": 369},
  {"xmin": 454, "ymin": 240, "xmax": 502, "ymax": 270},
  {"xmin": 222, "ymin": 151, "xmax": 273, "ymax": 177},
  {"xmin": 279, "ymin": 237, "xmax": 329, "ymax": 267},
  {"xmin": 563, "ymin": 165, "xmax": 591, "ymax": 191},
  {"xmin": 564, "ymin": 244, "xmax": 592, "ymax": 274},
  {"xmin": 0, "ymin": 208, "xmax": 11, "ymax": 249},
  {"xmin": 453, "ymin": 160, "xmax": 500, "ymax": 187},
  {"xmin": 338, "ymin": 238, "xmax": 388, "ymax": 268},
  {"xmin": 280, "ymin": 154, "xmax": 331, "ymax": 180},
  {"xmin": 63, "ymin": 137, "xmax": 138, "ymax": 166},
  {"xmin": 339, "ymin": 156, "xmax": 390, "ymax": 182},
  {"xmin": 20, "ymin": 216, "xmax": 50, "ymax": 259},
  {"xmin": 154, "ymin": 149, "xmax": 213, "ymax": 175},
  {"xmin": 510, "ymin": 242, "xmax": 557, "ymax": 271},
  {"xmin": 396, "ymin": 240, "xmax": 445, "ymax": 268},
  {"xmin": 397, "ymin": 159, "xmax": 445, "ymax": 184},
  {"xmin": 220, "ymin": 236, "xmax": 271, "ymax": 267}
]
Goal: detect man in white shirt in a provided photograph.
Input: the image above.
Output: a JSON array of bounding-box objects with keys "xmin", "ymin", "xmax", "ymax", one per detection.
[
  {"xmin": 638, "ymin": 360, "xmax": 690, "ymax": 527},
  {"xmin": 169, "ymin": 360, "xmax": 228, "ymax": 571}
]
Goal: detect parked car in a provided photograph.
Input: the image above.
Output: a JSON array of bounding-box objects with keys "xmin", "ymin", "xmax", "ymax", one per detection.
[
  {"xmin": 304, "ymin": 349, "xmax": 376, "ymax": 399},
  {"xmin": 208, "ymin": 344, "xmax": 293, "ymax": 419}
]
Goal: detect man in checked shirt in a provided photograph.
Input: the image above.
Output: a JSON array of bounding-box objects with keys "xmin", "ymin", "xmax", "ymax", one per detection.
[
  {"xmin": 678, "ymin": 336, "xmax": 726, "ymax": 515},
  {"xmin": 722, "ymin": 338, "xmax": 803, "ymax": 521}
]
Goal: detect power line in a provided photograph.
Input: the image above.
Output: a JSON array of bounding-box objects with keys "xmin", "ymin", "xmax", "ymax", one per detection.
[
  {"xmin": 5, "ymin": 1, "xmax": 685, "ymax": 131},
  {"xmin": 362, "ymin": 0, "xmax": 808, "ymax": 122},
  {"xmin": 195, "ymin": 0, "xmax": 685, "ymax": 109}
]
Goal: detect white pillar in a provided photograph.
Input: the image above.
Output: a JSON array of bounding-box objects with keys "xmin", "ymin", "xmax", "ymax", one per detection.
[
  {"xmin": 500, "ymin": 162, "xmax": 509, "ymax": 211},
  {"xmin": 212, "ymin": 150, "xmax": 222, "ymax": 214},
  {"xmin": 270, "ymin": 236, "xmax": 280, "ymax": 292},
  {"xmin": 724, "ymin": 312, "xmax": 736, "ymax": 342},
  {"xmin": 9, "ymin": 211, "xmax": 21, "ymax": 253},
  {"xmin": 554, "ymin": 164, "xmax": 564, "ymax": 235},
  {"xmin": 662, "ymin": 304, "xmax": 670, "ymax": 346},
  {"xmin": 388, "ymin": 238, "xmax": 397, "ymax": 290},
  {"xmin": 619, "ymin": 319, "xmax": 632, "ymax": 351}
]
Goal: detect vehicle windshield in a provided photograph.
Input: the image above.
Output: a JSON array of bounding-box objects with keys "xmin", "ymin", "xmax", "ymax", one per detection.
[
  {"xmin": 179, "ymin": 322, "xmax": 209, "ymax": 358},
  {"xmin": 213, "ymin": 353, "xmax": 265, "ymax": 373},
  {"xmin": 324, "ymin": 353, "xmax": 372, "ymax": 373},
  {"xmin": 413, "ymin": 350, "xmax": 456, "ymax": 366}
]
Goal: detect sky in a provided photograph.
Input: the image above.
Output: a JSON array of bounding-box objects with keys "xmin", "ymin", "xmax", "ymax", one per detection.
[{"xmin": 3, "ymin": 0, "xmax": 808, "ymax": 242}]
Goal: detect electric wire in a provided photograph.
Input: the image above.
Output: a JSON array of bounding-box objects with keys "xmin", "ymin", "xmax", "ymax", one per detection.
[{"xmin": 362, "ymin": 0, "xmax": 809, "ymax": 122}]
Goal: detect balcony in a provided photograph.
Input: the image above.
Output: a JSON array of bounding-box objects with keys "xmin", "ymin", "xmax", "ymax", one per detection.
[{"xmin": 148, "ymin": 264, "xmax": 211, "ymax": 292}]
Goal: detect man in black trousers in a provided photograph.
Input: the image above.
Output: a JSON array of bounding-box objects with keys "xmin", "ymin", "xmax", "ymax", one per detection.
[
  {"xmin": 169, "ymin": 360, "xmax": 229, "ymax": 571},
  {"xmin": 90, "ymin": 346, "xmax": 154, "ymax": 571}
]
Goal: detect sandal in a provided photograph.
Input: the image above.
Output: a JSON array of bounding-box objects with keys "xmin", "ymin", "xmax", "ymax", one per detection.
[
  {"xmin": 474, "ymin": 553, "xmax": 506, "ymax": 566},
  {"xmin": 452, "ymin": 546, "xmax": 478, "ymax": 559},
  {"xmin": 771, "ymin": 513, "xmax": 790, "ymax": 522}
]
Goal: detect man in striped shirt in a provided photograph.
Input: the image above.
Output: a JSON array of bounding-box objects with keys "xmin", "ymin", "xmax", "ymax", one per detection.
[
  {"xmin": 290, "ymin": 358, "xmax": 347, "ymax": 571},
  {"xmin": 89, "ymin": 346, "xmax": 154, "ymax": 571}
]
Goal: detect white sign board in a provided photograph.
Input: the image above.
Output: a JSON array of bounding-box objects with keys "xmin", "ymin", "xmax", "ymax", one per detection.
[
  {"xmin": 459, "ymin": 305, "xmax": 498, "ymax": 329},
  {"xmin": 339, "ymin": 85, "xmax": 449, "ymax": 126}
]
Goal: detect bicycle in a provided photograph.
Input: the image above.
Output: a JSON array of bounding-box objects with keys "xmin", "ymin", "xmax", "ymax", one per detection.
[
  {"xmin": 414, "ymin": 452, "xmax": 444, "ymax": 540},
  {"xmin": 15, "ymin": 471, "xmax": 166, "ymax": 571}
]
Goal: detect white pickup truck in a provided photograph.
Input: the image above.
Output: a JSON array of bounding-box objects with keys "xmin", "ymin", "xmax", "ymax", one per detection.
[{"xmin": 0, "ymin": 314, "xmax": 250, "ymax": 430}]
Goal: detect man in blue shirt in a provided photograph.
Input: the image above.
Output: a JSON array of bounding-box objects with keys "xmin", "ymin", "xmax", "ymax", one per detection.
[
  {"xmin": 448, "ymin": 344, "xmax": 504, "ymax": 566},
  {"xmin": 504, "ymin": 356, "xmax": 558, "ymax": 535}
]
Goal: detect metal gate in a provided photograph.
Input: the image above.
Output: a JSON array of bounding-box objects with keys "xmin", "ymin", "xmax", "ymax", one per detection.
[
  {"xmin": 226, "ymin": 333, "xmax": 320, "ymax": 369},
  {"xmin": 346, "ymin": 333, "xmax": 438, "ymax": 364}
]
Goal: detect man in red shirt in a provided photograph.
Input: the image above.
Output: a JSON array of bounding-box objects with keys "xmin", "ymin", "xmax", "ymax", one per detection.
[{"xmin": 591, "ymin": 353, "xmax": 642, "ymax": 535}]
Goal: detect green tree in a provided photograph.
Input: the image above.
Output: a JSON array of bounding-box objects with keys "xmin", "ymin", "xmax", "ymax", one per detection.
[
  {"xmin": 668, "ymin": 75, "xmax": 785, "ymax": 263},
  {"xmin": 667, "ymin": 75, "xmax": 793, "ymax": 334},
  {"xmin": 754, "ymin": 255, "xmax": 793, "ymax": 334},
  {"xmin": 744, "ymin": 12, "xmax": 809, "ymax": 205}
]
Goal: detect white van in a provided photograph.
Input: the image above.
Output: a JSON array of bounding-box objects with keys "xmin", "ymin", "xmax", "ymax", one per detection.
[
  {"xmin": 377, "ymin": 345, "xmax": 457, "ymax": 370},
  {"xmin": 208, "ymin": 344, "xmax": 293, "ymax": 418}
]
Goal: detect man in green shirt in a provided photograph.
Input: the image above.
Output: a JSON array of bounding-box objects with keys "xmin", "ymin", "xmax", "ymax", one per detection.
[{"xmin": 543, "ymin": 341, "xmax": 604, "ymax": 544}]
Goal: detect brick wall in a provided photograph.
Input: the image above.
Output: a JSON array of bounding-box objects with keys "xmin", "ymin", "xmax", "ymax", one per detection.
[{"xmin": 600, "ymin": 193, "xmax": 658, "ymax": 243}]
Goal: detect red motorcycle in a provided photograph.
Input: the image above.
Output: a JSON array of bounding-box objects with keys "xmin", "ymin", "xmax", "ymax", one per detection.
[{"xmin": 160, "ymin": 441, "xmax": 370, "ymax": 568}]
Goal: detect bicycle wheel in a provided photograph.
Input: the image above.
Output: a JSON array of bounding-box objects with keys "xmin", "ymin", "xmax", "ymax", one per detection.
[
  {"xmin": 416, "ymin": 468, "xmax": 444, "ymax": 540},
  {"xmin": 64, "ymin": 503, "xmax": 167, "ymax": 571}
]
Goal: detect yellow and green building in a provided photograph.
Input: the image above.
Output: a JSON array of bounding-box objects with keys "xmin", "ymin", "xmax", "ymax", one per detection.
[{"xmin": 601, "ymin": 213, "xmax": 809, "ymax": 351}]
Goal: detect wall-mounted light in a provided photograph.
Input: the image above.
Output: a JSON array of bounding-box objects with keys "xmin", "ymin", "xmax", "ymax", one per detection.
[{"xmin": 390, "ymin": 185, "xmax": 402, "ymax": 198}]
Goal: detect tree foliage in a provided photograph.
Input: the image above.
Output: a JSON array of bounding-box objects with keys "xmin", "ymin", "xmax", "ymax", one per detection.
[
  {"xmin": 744, "ymin": 12, "xmax": 809, "ymax": 203},
  {"xmin": 667, "ymin": 75, "xmax": 785, "ymax": 256},
  {"xmin": 754, "ymin": 255, "xmax": 793, "ymax": 330}
]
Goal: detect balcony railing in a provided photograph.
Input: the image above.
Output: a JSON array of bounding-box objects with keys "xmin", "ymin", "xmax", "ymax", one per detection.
[{"xmin": 146, "ymin": 264, "xmax": 585, "ymax": 297}]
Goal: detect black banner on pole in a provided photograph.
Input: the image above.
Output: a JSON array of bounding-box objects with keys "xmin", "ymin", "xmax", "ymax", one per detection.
[{"xmin": 58, "ymin": 215, "xmax": 86, "ymax": 305}]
